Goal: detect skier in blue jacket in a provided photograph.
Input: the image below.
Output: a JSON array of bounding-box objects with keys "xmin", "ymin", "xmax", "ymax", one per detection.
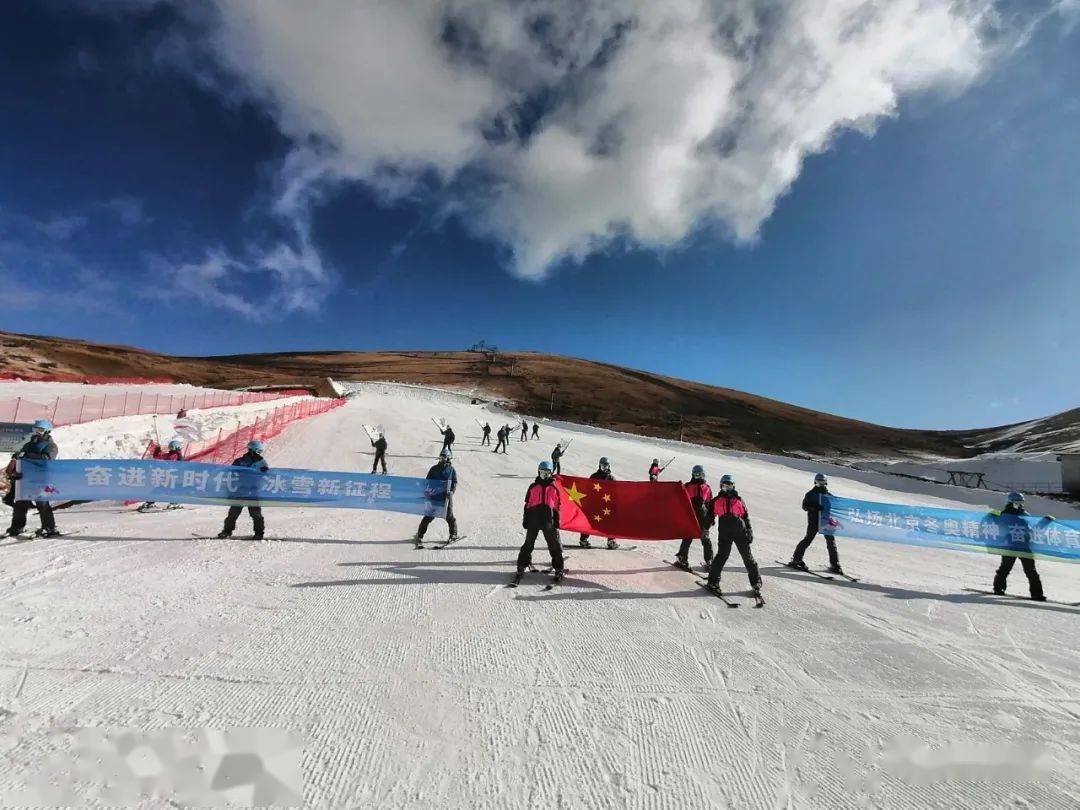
[
  {"xmin": 217, "ymin": 440, "xmax": 269, "ymax": 539},
  {"xmin": 415, "ymin": 449, "xmax": 459, "ymax": 542}
]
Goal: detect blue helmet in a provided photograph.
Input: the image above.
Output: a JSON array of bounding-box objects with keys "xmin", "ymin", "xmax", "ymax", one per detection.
[
  {"xmin": 691, "ymin": 464, "xmax": 705, "ymax": 478},
  {"xmin": 720, "ymin": 474, "xmax": 735, "ymax": 486},
  {"xmin": 538, "ymin": 460, "xmax": 553, "ymax": 477},
  {"xmin": 1007, "ymin": 491, "xmax": 1024, "ymax": 504},
  {"xmin": 247, "ymin": 440, "xmax": 265, "ymax": 453},
  {"xmin": 168, "ymin": 439, "xmax": 183, "ymax": 451},
  {"xmin": 32, "ymin": 419, "xmax": 53, "ymax": 432},
  {"xmin": 814, "ymin": 473, "xmax": 828, "ymax": 485}
]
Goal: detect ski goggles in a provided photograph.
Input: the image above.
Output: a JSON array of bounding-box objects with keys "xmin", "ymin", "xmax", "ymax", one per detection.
[
  {"xmin": 720, "ymin": 482, "xmax": 735, "ymax": 491},
  {"xmin": 538, "ymin": 469, "xmax": 553, "ymax": 480}
]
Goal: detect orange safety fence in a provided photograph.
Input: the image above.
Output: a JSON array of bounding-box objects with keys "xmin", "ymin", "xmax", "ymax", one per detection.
[{"xmin": 0, "ymin": 388, "xmax": 310, "ymax": 428}]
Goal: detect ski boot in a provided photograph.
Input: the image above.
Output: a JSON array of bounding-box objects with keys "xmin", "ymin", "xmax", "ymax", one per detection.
[
  {"xmin": 605, "ymin": 538, "xmax": 619, "ymax": 550},
  {"xmin": 5, "ymin": 528, "xmax": 23, "ymax": 538},
  {"xmin": 826, "ymin": 564, "xmax": 844, "ymax": 576},
  {"xmin": 137, "ymin": 502, "xmax": 154, "ymax": 513},
  {"xmin": 579, "ymin": 537, "xmax": 592, "ymax": 548},
  {"xmin": 672, "ymin": 556, "xmax": 692, "ymax": 572},
  {"xmin": 786, "ymin": 558, "xmax": 808, "ymax": 571},
  {"xmin": 217, "ymin": 530, "xmax": 232, "ymax": 539},
  {"xmin": 253, "ymin": 533, "xmax": 264, "ymax": 541},
  {"xmin": 704, "ymin": 580, "xmax": 722, "ymax": 594},
  {"xmin": 37, "ymin": 529, "xmax": 61, "ymax": 538},
  {"xmin": 993, "ymin": 587, "xmax": 1005, "ymax": 596},
  {"xmin": 551, "ymin": 569, "xmax": 565, "ymax": 585}
]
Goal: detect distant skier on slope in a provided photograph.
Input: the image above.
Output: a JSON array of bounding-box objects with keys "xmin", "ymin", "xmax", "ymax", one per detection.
[
  {"xmin": 673, "ymin": 465, "xmax": 713, "ymax": 570},
  {"xmin": 139, "ymin": 439, "xmax": 185, "ymax": 512},
  {"xmin": 787, "ymin": 473, "xmax": 844, "ymax": 575},
  {"xmin": 704, "ymin": 474, "xmax": 761, "ymax": 595},
  {"xmin": 494, "ymin": 426, "xmax": 509, "ymax": 454},
  {"xmin": 550, "ymin": 442, "xmax": 567, "ymax": 475},
  {"xmin": 531, "ymin": 422, "xmax": 540, "ymax": 439},
  {"xmin": 415, "ymin": 449, "xmax": 459, "ymax": 543},
  {"xmin": 992, "ymin": 492, "xmax": 1045, "ymax": 601},
  {"xmin": 515, "ymin": 461, "xmax": 565, "ymax": 582},
  {"xmin": 520, "ymin": 419, "xmax": 528, "ymax": 442},
  {"xmin": 217, "ymin": 440, "xmax": 269, "ymax": 540},
  {"xmin": 579, "ymin": 456, "xmax": 620, "ymax": 550},
  {"xmin": 371, "ymin": 432, "xmax": 388, "ymax": 474},
  {"xmin": 648, "ymin": 459, "xmax": 661, "ymax": 481},
  {"xmin": 481, "ymin": 422, "xmax": 492, "ymax": 446},
  {"xmin": 4, "ymin": 419, "xmax": 61, "ymax": 538},
  {"xmin": 440, "ymin": 425, "xmax": 455, "ymax": 453}
]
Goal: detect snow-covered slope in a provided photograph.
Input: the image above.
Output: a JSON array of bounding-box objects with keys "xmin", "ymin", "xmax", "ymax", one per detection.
[{"xmin": 2, "ymin": 382, "xmax": 1079, "ymax": 807}]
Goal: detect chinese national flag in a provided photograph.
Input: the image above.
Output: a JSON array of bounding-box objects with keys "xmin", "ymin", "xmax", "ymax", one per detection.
[{"xmin": 555, "ymin": 475, "xmax": 701, "ymax": 541}]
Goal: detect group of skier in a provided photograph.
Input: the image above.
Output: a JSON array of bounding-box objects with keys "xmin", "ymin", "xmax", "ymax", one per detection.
[{"xmin": 0, "ymin": 417, "xmax": 1053, "ymax": 603}]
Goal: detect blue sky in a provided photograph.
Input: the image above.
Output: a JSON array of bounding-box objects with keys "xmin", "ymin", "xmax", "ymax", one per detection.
[{"xmin": 1, "ymin": 1, "xmax": 1078, "ymax": 430}]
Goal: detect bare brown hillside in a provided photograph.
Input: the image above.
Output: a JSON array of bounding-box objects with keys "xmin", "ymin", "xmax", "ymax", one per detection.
[{"xmin": 2, "ymin": 330, "xmax": 1070, "ymax": 457}]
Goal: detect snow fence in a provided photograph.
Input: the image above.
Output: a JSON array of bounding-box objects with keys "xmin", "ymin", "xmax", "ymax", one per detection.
[{"xmin": 0, "ymin": 388, "xmax": 312, "ymax": 428}]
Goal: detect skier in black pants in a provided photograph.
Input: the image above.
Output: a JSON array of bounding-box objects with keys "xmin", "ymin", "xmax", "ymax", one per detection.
[
  {"xmin": 4, "ymin": 419, "xmax": 60, "ymax": 538},
  {"xmin": 515, "ymin": 461, "xmax": 565, "ymax": 581},
  {"xmin": 551, "ymin": 443, "xmax": 566, "ymax": 475},
  {"xmin": 371, "ymin": 433, "xmax": 388, "ymax": 474},
  {"xmin": 674, "ymin": 465, "xmax": 713, "ymax": 569},
  {"xmin": 440, "ymin": 425, "xmax": 455, "ymax": 454},
  {"xmin": 705, "ymin": 474, "xmax": 761, "ymax": 594},
  {"xmin": 520, "ymin": 419, "xmax": 528, "ymax": 442},
  {"xmin": 415, "ymin": 449, "xmax": 459, "ymax": 542},
  {"xmin": 494, "ymin": 426, "xmax": 508, "ymax": 454},
  {"xmin": 531, "ymin": 422, "xmax": 540, "ymax": 439},
  {"xmin": 481, "ymin": 423, "xmax": 492, "ymax": 446},
  {"xmin": 788, "ymin": 473, "xmax": 844, "ymax": 575},
  {"xmin": 579, "ymin": 456, "xmax": 620, "ymax": 549},
  {"xmin": 217, "ymin": 440, "xmax": 269, "ymax": 539},
  {"xmin": 992, "ymin": 492, "xmax": 1045, "ymax": 601},
  {"xmin": 139, "ymin": 439, "xmax": 185, "ymax": 511}
]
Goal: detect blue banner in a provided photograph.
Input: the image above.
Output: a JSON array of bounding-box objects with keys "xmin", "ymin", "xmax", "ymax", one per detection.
[
  {"xmin": 820, "ymin": 495, "xmax": 1080, "ymax": 563},
  {"xmin": 15, "ymin": 459, "xmax": 448, "ymax": 517}
]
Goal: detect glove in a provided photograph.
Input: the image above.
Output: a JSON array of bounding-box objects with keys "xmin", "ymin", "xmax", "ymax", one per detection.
[{"xmin": 1045, "ymin": 515, "xmax": 1056, "ymax": 522}]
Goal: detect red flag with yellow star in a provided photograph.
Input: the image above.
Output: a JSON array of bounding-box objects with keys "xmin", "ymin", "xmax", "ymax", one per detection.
[{"xmin": 555, "ymin": 475, "xmax": 701, "ymax": 540}]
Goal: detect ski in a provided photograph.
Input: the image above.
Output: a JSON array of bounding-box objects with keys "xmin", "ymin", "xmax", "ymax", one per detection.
[
  {"xmin": 961, "ymin": 588, "xmax": 1079, "ymax": 607},
  {"xmin": 578, "ymin": 544, "xmax": 638, "ymax": 552},
  {"xmin": 432, "ymin": 534, "xmax": 469, "ymax": 550},
  {"xmin": 751, "ymin": 589, "xmax": 766, "ymax": 608},
  {"xmin": 666, "ymin": 559, "xmax": 705, "ymax": 574},
  {"xmin": 775, "ymin": 559, "xmax": 834, "ymax": 580},
  {"xmin": 695, "ymin": 580, "xmax": 739, "ymax": 608},
  {"xmin": 541, "ymin": 571, "xmax": 565, "ymax": 591},
  {"xmin": 413, "ymin": 536, "xmax": 425, "ymax": 550},
  {"xmin": 821, "ymin": 570, "xmax": 859, "ymax": 582},
  {"xmin": 506, "ymin": 570, "xmax": 527, "ymax": 588}
]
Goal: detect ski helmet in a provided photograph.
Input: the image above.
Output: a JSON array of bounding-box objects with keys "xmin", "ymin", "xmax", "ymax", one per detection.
[
  {"xmin": 538, "ymin": 460, "xmax": 554, "ymax": 478},
  {"xmin": 1008, "ymin": 491, "xmax": 1025, "ymax": 505},
  {"xmin": 440, "ymin": 448, "xmax": 452, "ymax": 461},
  {"xmin": 652, "ymin": 458, "xmax": 659, "ymax": 465},
  {"xmin": 691, "ymin": 464, "xmax": 705, "ymax": 479},
  {"xmin": 599, "ymin": 456, "xmax": 610, "ymax": 471},
  {"xmin": 32, "ymin": 419, "xmax": 53, "ymax": 433},
  {"xmin": 247, "ymin": 440, "xmax": 265, "ymax": 453},
  {"xmin": 168, "ymin": 439, "xmax": 183, "ymax": 451},
  {"xmin": 719, "ymin": 474, "xmax": 735, "ymax": 488}
]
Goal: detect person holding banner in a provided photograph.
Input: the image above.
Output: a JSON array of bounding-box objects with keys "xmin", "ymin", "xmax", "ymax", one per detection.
[
  {"xmin": 415, "ymin": 449, "xmax": 459, "ymax": 542},
  {"xmin": 138, "ymin": 439, "xmax": 185, "ymax": 512},
  {"xmin": 674, "ymin": 465, "xmax": 714, "ymax": 570},
  {"xmin": 515, "ymin": 461, "xmax": 566, "ymax": 582},
  {"xmin": 217, "ymin": 440, "xmax": 269, "ymax": 540},
  {"xmin": 705, "ymin": 474, "xmax": 761, "ymax": 594},
  {"xmin": 4, "ymin": 419, "xmax": 61, "ymax": 538},
  {"xmin": 992, "ymin": 492, "xmax": 1045, "ymax": 601},
  {"xmin": 371, "ymin": 432, "xmax": 388, "ymax": 474},
  {"xmin": 788, "ymin": 473, "xmax": 844, "ymax": 575}
]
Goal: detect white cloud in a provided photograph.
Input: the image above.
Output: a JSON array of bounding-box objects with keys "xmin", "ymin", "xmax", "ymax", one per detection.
[{"xmin": 117, "ymin": 0, "xmax": 1060, "ymax": 281}]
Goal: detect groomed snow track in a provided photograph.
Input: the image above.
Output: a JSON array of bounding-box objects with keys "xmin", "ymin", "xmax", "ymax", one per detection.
[{"xmin": 2, "ymin": 383, "xmax": 1079, "ymax": 808}]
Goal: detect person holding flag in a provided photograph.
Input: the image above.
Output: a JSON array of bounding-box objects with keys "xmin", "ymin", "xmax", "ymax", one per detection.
[
  {"xmin": 673, "ymin": 465, "xmax": 713, "ymax": 570},
  {"xmin": 4, "ymin": 419, "xmax": 61, "ymax": 538},
  {"xmin": 138, "ymin": 438, "xmax": 185, "ymax": 512},
  {"xmin": 514, "ymin": 461, "xmax": 565, "ymax": 584},
  {"xmin": 578, "ymin": 457, "xmax": 620, "ymax": 549},
  {"xmin": 704, "ymin": 474, "xmax": 762, "ymax": 597}
]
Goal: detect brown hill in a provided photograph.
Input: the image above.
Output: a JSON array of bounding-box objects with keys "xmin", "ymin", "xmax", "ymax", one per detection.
[{"xmin": 1, "ymin": 330, "xmax": 1069, "ymax": 458}]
